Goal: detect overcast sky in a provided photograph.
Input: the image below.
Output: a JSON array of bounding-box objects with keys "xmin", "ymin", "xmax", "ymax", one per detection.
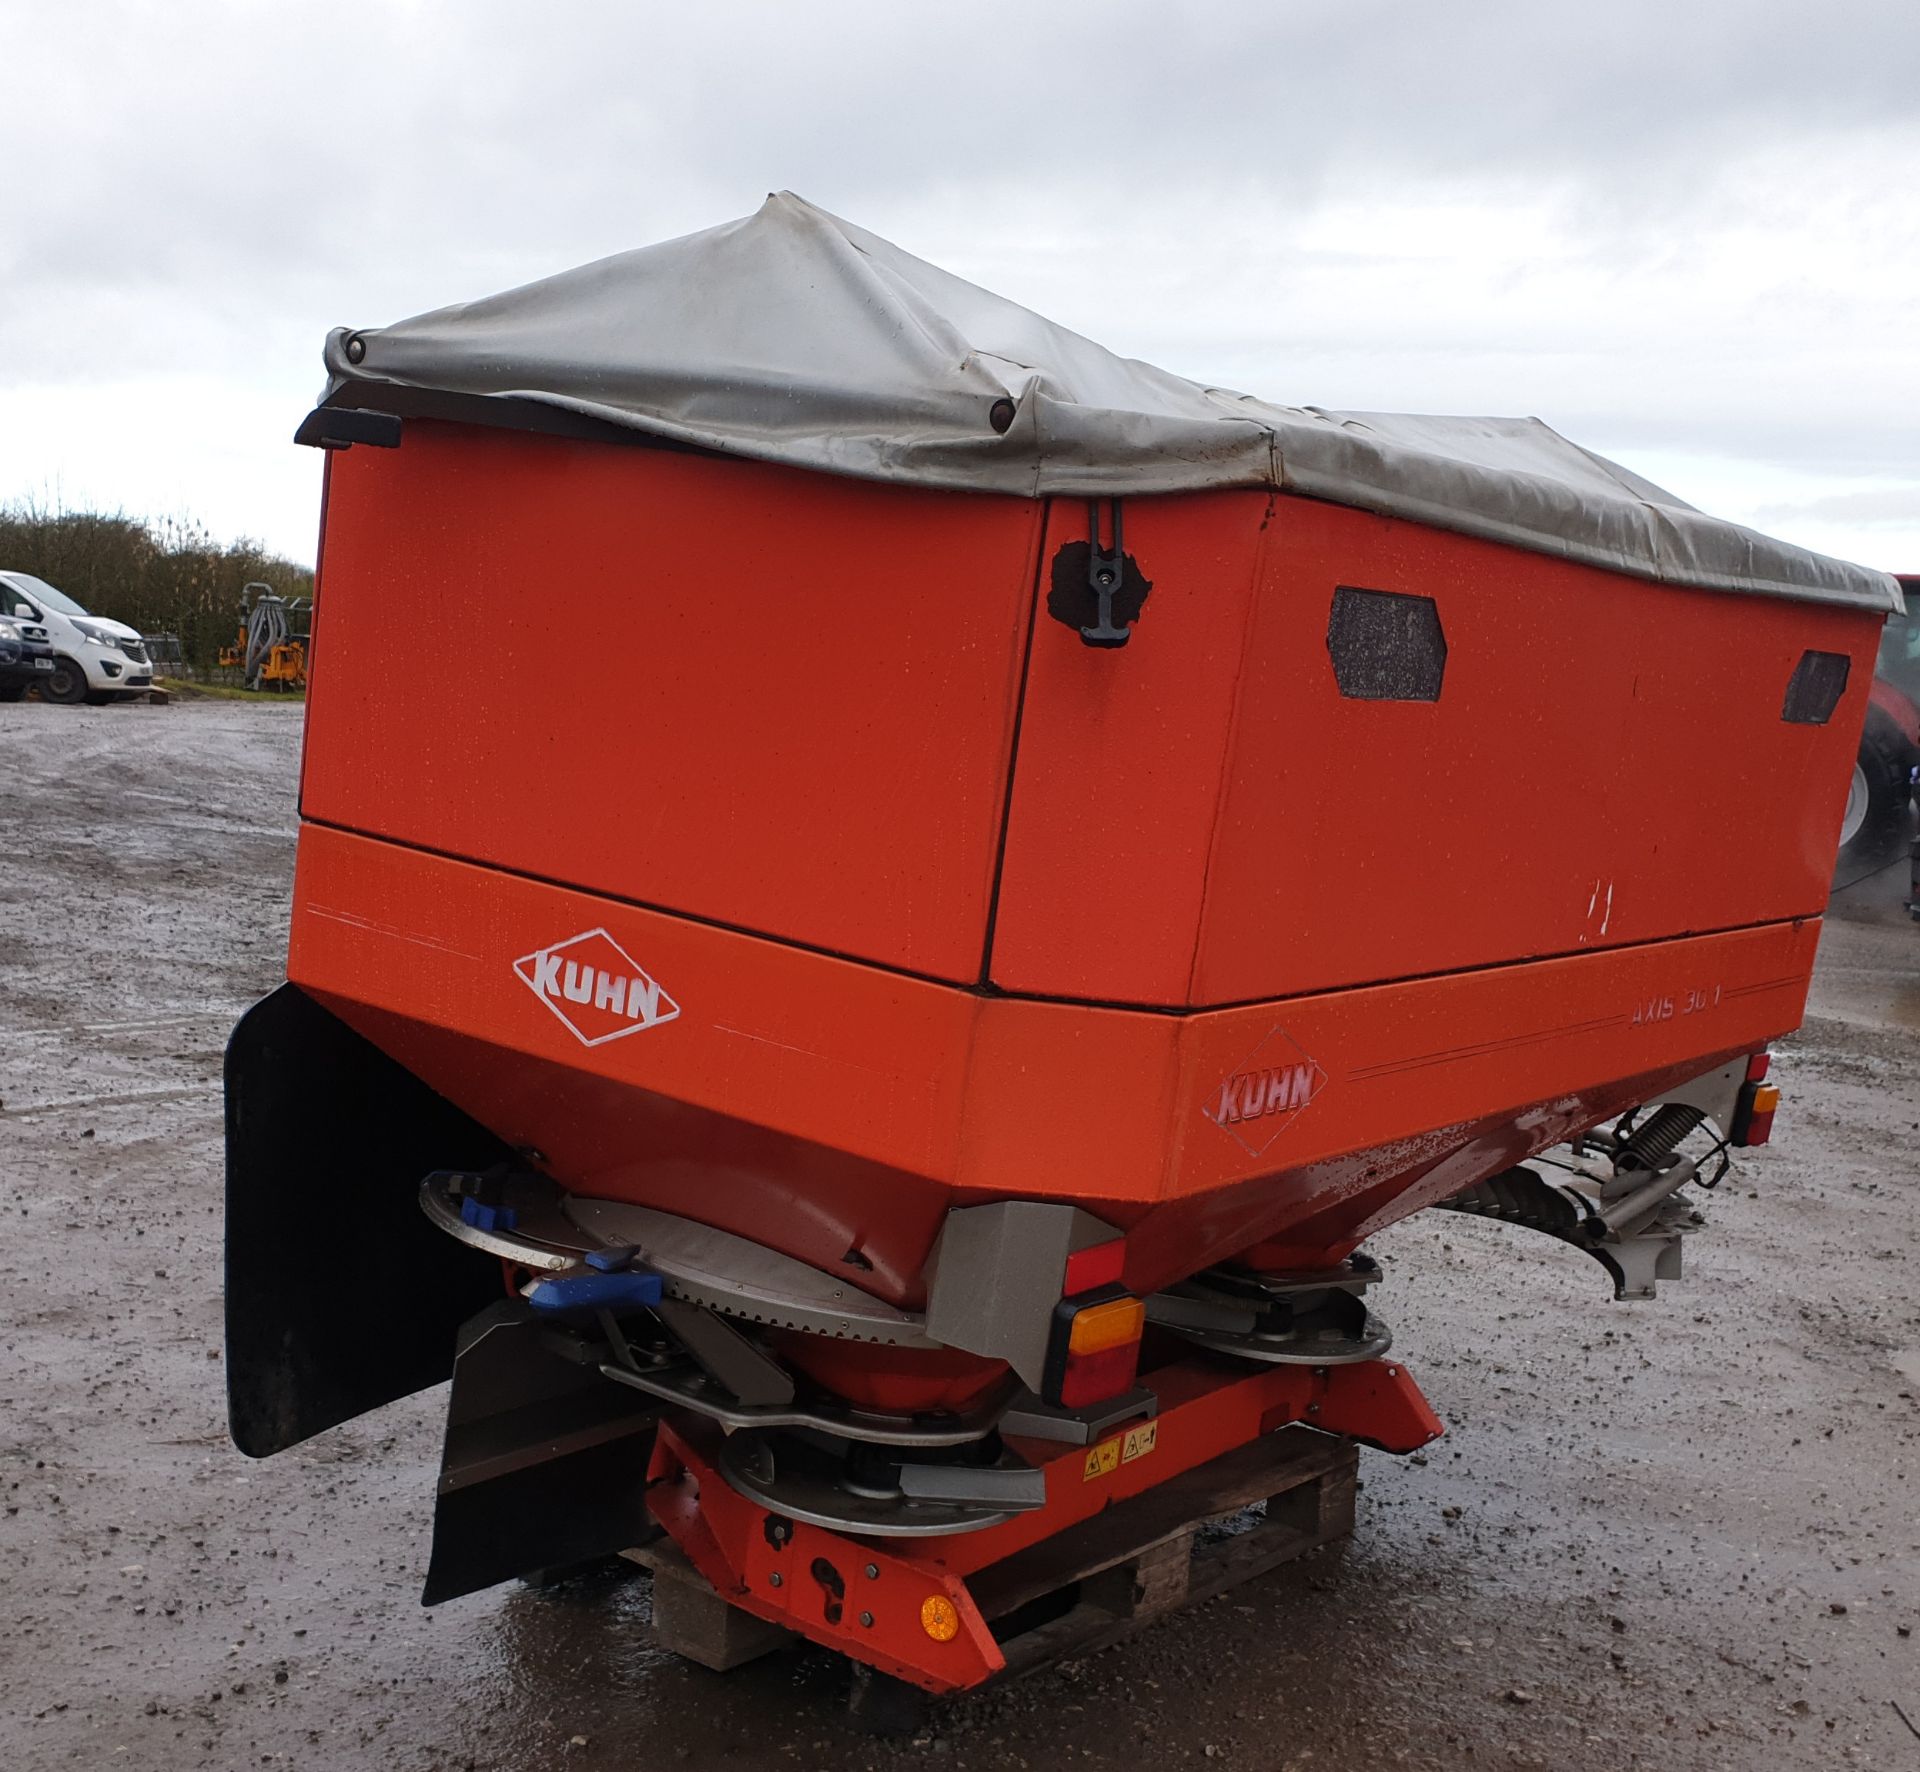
[{"xmin": 3, "ymin": 0, "xmax": 1917, "ymax": 572}]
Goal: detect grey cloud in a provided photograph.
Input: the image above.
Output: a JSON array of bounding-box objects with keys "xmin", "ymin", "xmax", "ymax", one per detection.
[
  {"xmin": 3, "ymin": 0, "xmax": 1919, "ymax": 562},
  {"xmin": 1755, "ymin": 486, "xmax": 1920, "ymax": 526}
]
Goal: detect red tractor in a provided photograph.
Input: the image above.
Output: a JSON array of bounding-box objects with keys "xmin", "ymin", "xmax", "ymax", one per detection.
[{"xmin": 1844, "ymin": 572, "xmax": 1920, "ymax": 861}]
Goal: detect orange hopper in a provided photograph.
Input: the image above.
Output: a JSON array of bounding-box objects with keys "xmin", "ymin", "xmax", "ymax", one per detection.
[{"xmin": 225, "ymin": 195, "xmax": 1899, "ymax": 1698}]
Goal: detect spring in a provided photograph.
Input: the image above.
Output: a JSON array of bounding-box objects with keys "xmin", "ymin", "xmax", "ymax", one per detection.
[{"xmin": 1615, "ymin": 1102, "xmax": 1705, "ymax": 1173}]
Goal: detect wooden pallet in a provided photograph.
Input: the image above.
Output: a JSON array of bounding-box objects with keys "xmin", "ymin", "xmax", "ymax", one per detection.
[
  {"xmin": 628, "ymin": 1425, "xmax": 1358, "ymax": 1718},
  {"xmin": 967, "ymin": 1424, "xmax": 1357, "ymax": 1679}
]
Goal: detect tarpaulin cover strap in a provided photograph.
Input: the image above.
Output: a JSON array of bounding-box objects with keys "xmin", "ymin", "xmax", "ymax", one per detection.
[{"xmin": 321, "ymin": 192, "xmax": 1899, "ymax": 612}]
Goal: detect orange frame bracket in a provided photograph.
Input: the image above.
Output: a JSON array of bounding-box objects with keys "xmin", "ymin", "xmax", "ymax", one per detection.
[{"xmin": 646, "ymin": 1354, "xmax": 1442, "ymax": 1694}]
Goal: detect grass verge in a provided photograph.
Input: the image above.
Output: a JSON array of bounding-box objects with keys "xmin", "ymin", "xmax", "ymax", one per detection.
[{"xmin": 154, "ymin": 677, "xmax": 306, "ymax": 703}]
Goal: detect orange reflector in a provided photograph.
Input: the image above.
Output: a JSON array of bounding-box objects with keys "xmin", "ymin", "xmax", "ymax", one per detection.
[
  {"xmin": 1066, "ymin": 1294, "xmax": 1145, "ymax": 1356},
  {"xmin": 920, "ymin": 1594, "xmax": 960, "ymax": 1642},
  {"xmin": 1751, "ymin": 1084, "xmax": 1780, "ymax": 1116}
]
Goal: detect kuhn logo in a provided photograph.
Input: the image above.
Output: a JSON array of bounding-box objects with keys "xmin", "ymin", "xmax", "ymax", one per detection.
[
  {"xmin": 1203, "ymin": 1027, "xmax": 1325, "ymax": 1157},
  {"xmin": 513, "ymin": 928, "xmax": 680, "ymax": 1048}
]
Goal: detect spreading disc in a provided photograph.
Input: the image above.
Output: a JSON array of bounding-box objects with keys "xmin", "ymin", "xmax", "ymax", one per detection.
[{"xmin": 417, "ymin": 1174, "xmax": 935, "ymax": 1345}]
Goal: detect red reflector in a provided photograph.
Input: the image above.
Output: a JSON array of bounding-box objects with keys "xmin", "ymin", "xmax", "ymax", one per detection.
[
  {"xmin": 1744, "ymin": 1107, "xmax": 1775, "ymax": 1146},
  {"xmin": 1745, "ymin": 1052, "xmax": 1771, "ymax": 1083},
  {"xmin": 1058, "ymin": 1340, "xmax": 1142, "ymax": 1409},
  {"xmin": 1064, "ymin": 1239, "xmax": 1125, "ymax": 1295}
]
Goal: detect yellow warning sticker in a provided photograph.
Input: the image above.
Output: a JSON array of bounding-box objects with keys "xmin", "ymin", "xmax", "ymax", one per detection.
[{"xmin": 1082, "ymin": 1422, "xmax": 1158, "ymax": 1481}]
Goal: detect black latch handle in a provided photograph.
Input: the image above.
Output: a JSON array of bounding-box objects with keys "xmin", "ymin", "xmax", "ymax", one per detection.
[
  {"xmin": 1081, "ymin": 499, "xmax": 1132, "ymax": 648},
  {"xmin": 293, "ymin": 406, "xmax": 404, "ymax": 452}
]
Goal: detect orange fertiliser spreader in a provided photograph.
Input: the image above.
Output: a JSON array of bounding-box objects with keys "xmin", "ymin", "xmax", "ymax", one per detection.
[{"xmin": 226, "ymin": 195, "xmax": 1900, "ymax": 1702}]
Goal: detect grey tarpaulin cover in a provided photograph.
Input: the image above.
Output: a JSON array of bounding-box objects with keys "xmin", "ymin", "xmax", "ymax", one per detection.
[{"xmin": 323, "ymin": 192, "xmax": 1899, "ymax": 612}]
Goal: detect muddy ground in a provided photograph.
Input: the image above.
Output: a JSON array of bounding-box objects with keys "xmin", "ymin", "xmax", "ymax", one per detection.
[{"xmin": 1, "ymin": 698, "xmax": 1916, "ymax": 1772}]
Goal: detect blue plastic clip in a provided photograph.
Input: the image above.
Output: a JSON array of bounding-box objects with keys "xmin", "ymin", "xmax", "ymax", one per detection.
[
  {"xmin": 459, "ymin": 1195, "xmax": 519, "ymax": 1234},
  {"xmin": 525, "ymin": 1269, "xmax": 664, "ymax": 1316},
  {"xmin": 584, "ymin": 1244, "xmax": 641, "ymax": 1274}
]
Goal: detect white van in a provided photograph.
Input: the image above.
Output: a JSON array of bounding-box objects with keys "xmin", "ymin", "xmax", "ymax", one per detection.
[{"xmin": 0, "ymin": 570, "xmax": 154, "ymax": 703}]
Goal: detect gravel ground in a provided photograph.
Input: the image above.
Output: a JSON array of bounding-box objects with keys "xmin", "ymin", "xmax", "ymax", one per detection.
[{"xmin": 2, "ymin": 697, "xmax": 1916, "ymax": 1772}]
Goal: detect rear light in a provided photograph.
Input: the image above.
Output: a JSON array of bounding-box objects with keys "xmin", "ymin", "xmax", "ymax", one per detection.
[
  {"xmin": 1731, "ymin": 1080, "xmax": 1780, "ymax": 1146},
  {"xmin": 1745, "ymin": 1051, "xmax": 1771, "ymax": 1083},
  {"xmin": 1042, "ymin": 1285, "xmax": 1146, "ymax": 1408}
]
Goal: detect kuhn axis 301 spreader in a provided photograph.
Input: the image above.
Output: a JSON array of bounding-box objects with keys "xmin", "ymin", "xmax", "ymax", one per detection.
[{"xmin": 226, "ymin": 195, "xmax": 1900, "ymax": 1709}]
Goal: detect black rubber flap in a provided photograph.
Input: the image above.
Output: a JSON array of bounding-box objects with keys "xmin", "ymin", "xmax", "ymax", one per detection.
[
  {"xmin": 224, "ymin": 983, "xmax": 512, "ymax": 1457},
  {"xmin": 422, "ymin": 1303, "xmax": 661, "ymax": 1605}
]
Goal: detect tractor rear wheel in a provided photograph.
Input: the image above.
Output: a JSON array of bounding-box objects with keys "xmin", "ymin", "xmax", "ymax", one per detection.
[{"xmin": 1841, "ymin": 712, "xmax": 1915, "ymax": 862}]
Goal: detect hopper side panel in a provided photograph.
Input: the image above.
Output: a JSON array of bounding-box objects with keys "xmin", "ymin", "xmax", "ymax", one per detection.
[
  {"xmin": 1194, "ymin": 499, "xmax": 1878, "ymax": 1002},
  {"xmin": 301, "ymin": 422, "xmax": 1043, "ymax": 985}
]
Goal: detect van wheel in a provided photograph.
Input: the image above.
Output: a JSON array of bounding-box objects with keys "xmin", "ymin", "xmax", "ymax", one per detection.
[{"xmin": 41, "ymin": 656, "xmax": 90, "ymax": 704}]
